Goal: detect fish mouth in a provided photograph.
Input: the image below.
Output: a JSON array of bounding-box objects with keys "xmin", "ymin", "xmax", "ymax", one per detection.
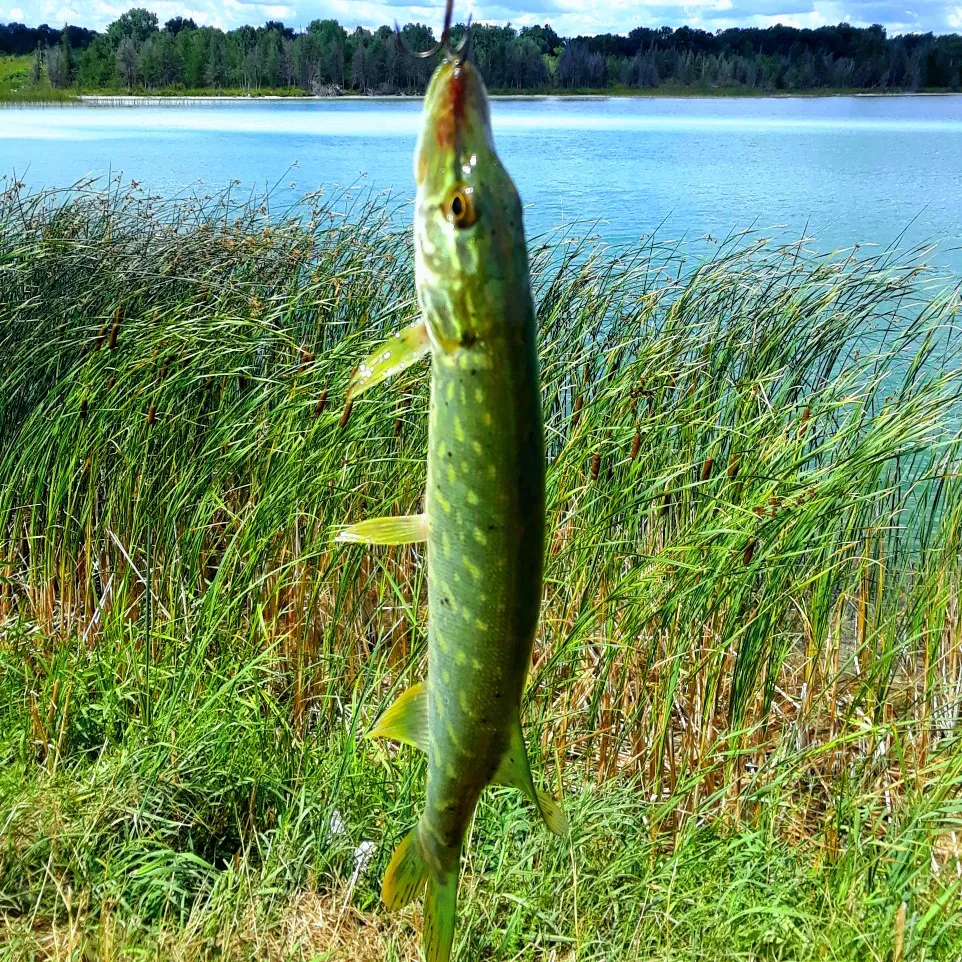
[{"xmin": 415, "ymin": 57, "xmax": 493, "ymax": 191}]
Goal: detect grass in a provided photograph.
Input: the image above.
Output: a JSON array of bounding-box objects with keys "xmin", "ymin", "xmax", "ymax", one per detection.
[
  {"xmin": 1, "ymin": 178, "xmax": 962, "ymax": 960},
  {"xmin": 0, "ymin": 56, "xmax": 76, "ymax": 103}
]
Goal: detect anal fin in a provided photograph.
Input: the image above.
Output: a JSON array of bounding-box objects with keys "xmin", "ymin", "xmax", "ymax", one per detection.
[
  {"xmin": 367, "ymin": 682, "xmax": 428, "ymax": 752},
  {"xmin": 335, "ymin": 514, "xmax": 427, "ymax": 545},
  {"xmin": 493, "ymin": 715, "xmax": 568, "ymax": 836}
]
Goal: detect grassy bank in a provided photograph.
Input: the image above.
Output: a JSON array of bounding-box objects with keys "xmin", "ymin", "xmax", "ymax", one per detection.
[{"xmin": 1, "ymin": 181, "xmax": 962, "ymax": 960}]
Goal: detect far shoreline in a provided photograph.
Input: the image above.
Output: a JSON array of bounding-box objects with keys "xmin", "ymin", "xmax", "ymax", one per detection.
[
  {"xmin": 52, "ymin": 88, "xmax": 962, "ymax": 107},
  {"xmin": 2, "ymin": 85, "xmax": 960, "ymax": 107}
]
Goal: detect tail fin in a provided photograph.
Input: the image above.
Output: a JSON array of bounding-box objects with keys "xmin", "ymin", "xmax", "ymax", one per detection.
[
  {"xmin": 381, "ymin": 826, "xmax": 460, "ymax": 962},
  {"xmin": 424, "ymin": 871, "xmax": 459, "ymax": 962},
  {"xmin": 382, "ymin": 827, "xmax": 429, "ymax": 910}
]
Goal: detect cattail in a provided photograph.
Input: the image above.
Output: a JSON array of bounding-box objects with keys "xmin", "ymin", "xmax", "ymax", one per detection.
[
  {"xmin": 299, "ymin": 347, "xmax": 315, "ymax": 372},
  {"xmin": 79, "ymin": 398, "xmax": 88, "ymax": 420},
  {"xmin": 630, "ymin": 431, "xmax": 641, "ymax": 462},
  {"xmin": 571, "ymin": 395, "xmax": 583, "ymax": 430},
  {"xmin": 800, "ymin": 405, "xmax": 811, "ymax": 436},
  {"xmin": 93, "ymin": 322, "xmax": 108, "ymax": 351},
  {"xmin": 589, "ymin": 451, "xmax": 601, "ymax": 480},
  {"xmin": 106, "ymin": 377, "xmax": 115, "ymax": 391},
  {"xmin": 894, "ymin": 902, "xmax": 906, "ymax": 962},
  {"xmin": 314, "ymin": 388, "xmax": 328, "ymax": 415},
  {"xmin": 159, "ymin": 357, "xmax": 169, "ymax": 382},
  {"xmin": 395, "ymin": 418, "xmax": 403, "ymax": 439},
  {"xmin": 108, "ymin": 309, "xmax": 121, "ymax": 350},
  {"xmin": 743, "ymin": 538, "xmax": 756, "ymax": 566},
  {"xmin": 727, "ymin": 453, "xmax": 741, "ymax": 480},
  {"xmin": 700, "ymin": 456, "xmax": 714, "ymax": 482},
  {"xmin": 339, "ymin": 398, "xmax": 353, "ymax": 429},
  {"xmin": 146, "ymin": 402, "xmax": 156, "ymax": 425}
]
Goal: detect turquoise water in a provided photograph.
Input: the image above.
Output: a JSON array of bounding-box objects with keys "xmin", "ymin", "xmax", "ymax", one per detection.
[{"xmin": 2, "ymin": 95, "xmax": 962, "ymax": 266}]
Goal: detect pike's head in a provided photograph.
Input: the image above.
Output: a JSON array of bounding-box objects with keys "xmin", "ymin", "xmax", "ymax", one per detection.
[{"xmin": 414, "ymin": 55, "xmax": 530, "ymax": 349}]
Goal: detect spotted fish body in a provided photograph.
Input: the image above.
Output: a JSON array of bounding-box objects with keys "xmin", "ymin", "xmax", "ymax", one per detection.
[{"xmin": 336, "ymin": 50, "xmax": 565, "ymax": 962}]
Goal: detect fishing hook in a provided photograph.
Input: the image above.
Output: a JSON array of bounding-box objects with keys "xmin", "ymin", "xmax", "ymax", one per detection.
[{"xmin": 395, "ymin": 0, "xmax": 472, "ymax": 60}]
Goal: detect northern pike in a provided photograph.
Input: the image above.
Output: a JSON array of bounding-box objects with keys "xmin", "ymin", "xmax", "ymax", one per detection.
[{"xmin": 334, "ymin": 10, "xmax": 566, "ymax": 962}]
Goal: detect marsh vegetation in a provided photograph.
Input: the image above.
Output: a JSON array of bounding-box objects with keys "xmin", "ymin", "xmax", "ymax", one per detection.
[{"xmin": 1, "ymin": 181, "xmax": 961, "ymax": 959}]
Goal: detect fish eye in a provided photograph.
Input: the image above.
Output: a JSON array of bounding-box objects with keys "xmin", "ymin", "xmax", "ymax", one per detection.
[{"xmin": 444, "ymin": 187, "xmax": 476, "ymax": 229}]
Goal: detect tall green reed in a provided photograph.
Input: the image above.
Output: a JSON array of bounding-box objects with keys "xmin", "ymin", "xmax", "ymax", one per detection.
[{"xmin": 1, "ymin": 178, "xmax": 961, "ymax": 857}]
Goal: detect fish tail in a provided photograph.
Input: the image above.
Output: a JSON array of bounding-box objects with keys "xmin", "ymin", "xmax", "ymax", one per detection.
[
  {"xmin": 382, "ymin": 824, "xmax": 460, "ymax": 962},
  {"xmin": 424, "ymin": 869, "xmax": 459, "ymax": 962}
]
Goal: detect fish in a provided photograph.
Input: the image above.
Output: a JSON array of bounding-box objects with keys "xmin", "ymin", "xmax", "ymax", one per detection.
[{"xmin": 334, "ymin": 11, "xmax": 567, "ymax": 962}]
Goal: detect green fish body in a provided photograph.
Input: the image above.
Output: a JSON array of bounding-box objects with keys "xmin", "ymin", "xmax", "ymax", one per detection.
[{"xmin": 337, "ymin": 52, "xmax": 565, "ymax": 962}]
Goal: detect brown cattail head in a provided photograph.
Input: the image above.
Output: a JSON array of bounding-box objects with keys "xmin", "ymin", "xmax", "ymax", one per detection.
[
  {"xmin": 800, "ymin": 405, "xmax": 811, "ymax": 435},
  {"xmin": 701, "ymin": 456, "xmax": 714, "ymax": 482},
  {"xmin": 108, "ymin": 309, "xmax": 121, "ymax": 350},
  {"xmin": 743, "ymin": 538, "xmax": 757, "ymax": 566},
  {"xmin": 339, "ymin": 398, "xmax": 354, "ymax": 430},
  {"xmin": 572, "ymin": 394, "xmax": 583, "ymax": 430},
  {"xmin": 314, "ymin": 388, "xmax": 328, "ymax": 416},
  {"xmin": 106, "ymin": 377, "xmax": 115, "ymax": 391},
  {"xmin": 146, "ymin": 402, "xmax": 157, "ymax": 425},
  {"xmin": 630, "ymin": 431, "xmax": 641, "ymax": 462},
  {"xmin": 727, "ymin": 453, "xmax": 741, "ymax": 480},
  {"xmin": 589, "ymin": 451, "xmax": 601, "ymax": 481},
  {"xmin": 94, "ymin": 322, "xmax": 108, "ymax": 351},
  {"xmin": 299, "ymin": 347, "xmax": 315, "ymax": 372},
  {"xmin": 79, "ymin": 398, "xmax": 88, "ymax": 420}
]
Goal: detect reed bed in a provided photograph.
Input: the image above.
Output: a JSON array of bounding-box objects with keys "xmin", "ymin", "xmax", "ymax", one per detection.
[{"xmin": 1, "ymin": 179, "xmax": 962, "ymax": 960}]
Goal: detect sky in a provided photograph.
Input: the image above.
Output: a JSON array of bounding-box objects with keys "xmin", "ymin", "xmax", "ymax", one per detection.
[{"xmin": 2, "ymin": 0, "xmax": 960, "ymax": 37}]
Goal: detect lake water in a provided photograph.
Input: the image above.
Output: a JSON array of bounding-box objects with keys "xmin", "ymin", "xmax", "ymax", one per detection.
[{"xmin": 2, "ymin": 95, "xmax": 961, "ymax": 268}]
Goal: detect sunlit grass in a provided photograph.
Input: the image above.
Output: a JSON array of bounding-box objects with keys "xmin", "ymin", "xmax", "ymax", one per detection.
[{"xmin": 1, "ymin": 179, "xmax": 961, "ymax": 959}]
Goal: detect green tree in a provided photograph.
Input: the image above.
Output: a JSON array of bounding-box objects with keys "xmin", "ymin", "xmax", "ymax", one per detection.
[
  {"xmin": 107, "ymin": 8, "xmax": 159, "ymax": 47},
  {"xmin": 77, "ymin": 35, "xmax": 115, "ymax": 87},
  {"xmin": 205, "ymin": 32, "xmax": 229, "ymax": 87},
  {"xmin": 28, "ymin": 44, "xmax": 42, "ymax": 86},
  {"xmin": 116, "ymin": 35, "xmax": 139, "ymax": 88}
]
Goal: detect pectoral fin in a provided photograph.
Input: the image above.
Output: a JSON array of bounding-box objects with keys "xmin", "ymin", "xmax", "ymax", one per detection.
[
  {"xmin": 493, "ymin": 716, "xmax": 568, "ymax": 835},
  {"xmin": 367, "ymin": 682, "xmax": 428, "ymax": 752},
  {"xmin": 335, "ymin": 514, "xmax": 427, "ymax": 545},
  {"xmin": 347, "ymin": 320, "xmax": 430, "ymax": 402}
]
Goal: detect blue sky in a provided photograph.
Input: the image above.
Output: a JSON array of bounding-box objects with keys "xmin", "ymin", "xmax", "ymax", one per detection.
[{"xmin": 3, "ymin": 1, "xmax": 960, "ymax": 36}]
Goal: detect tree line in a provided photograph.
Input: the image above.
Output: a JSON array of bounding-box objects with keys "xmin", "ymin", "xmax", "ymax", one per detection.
[{"xmin": 4, "ymin": 8, "xmax": 962, "ymax": 94}]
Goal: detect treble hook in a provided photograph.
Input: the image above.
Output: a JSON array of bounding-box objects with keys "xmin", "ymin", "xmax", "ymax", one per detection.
[{"xmin": 396, "ymin": 0, "xmax": 472, "ymax": 60}]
